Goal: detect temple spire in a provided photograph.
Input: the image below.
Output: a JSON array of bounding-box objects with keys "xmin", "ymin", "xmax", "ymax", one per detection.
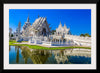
[
  {"xmin": 58, "ymin": 21, "xmax": 62, "ymax": 28},
  {"xmin": 60, "ymin": 21, "xmax": 61, "ymax": 25},
  {"xmin": 64, "ymin": 23, "xmax": 67, "ymax": 28},
  {"xmin": 18, "ymin": 21, "xmax": 21, "ymax": 34},
  {"xmin": 27, "ymin": 14, "xmax": 29, "ymax": 22},
  {"xmin": 60, "ymin": 21, "xmax": 62, "ymax": 26}
]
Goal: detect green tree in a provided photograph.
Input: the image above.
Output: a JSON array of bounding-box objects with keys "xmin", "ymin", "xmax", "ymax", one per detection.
[
  {"xmin": 80, "ymin": 33, "xmax": 91, "ymax": 37},
  {"xmin": 80, "ymin": 34, "xmax": 85, "ymax": 37},
  {"xmin": 84, "ymin": 33, "xmax": 90, "ymax": 37},
  {"xmin": 51, "ymin": 30, "xmax": 56, "ymax": 35},
  {"xmin": 11, "ymin": 34, "xmax": 13, "ymax": 37}
]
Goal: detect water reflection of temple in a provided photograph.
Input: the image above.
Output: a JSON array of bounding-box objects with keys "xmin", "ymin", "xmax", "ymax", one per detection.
[
  {"xmin": 54, "ymin": 50, "xmax": 69, "ymax": 64},
  {"xmin": 14, "ymin": 46, "xmax": 91, "ymax": 64},
  {"xmin": 52, "ymin": 49, "xmax": 91, "ymax": 64}
]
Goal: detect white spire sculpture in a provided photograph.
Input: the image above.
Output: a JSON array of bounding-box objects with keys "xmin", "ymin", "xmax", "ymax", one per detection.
[
  {"xmin": 18, "ymin": 21, "xmax": 21, "ymax": 34},
  {"xmin": 59, "ymin": 21, "xmax": 62, "ymax": 28},
  {"xmin": 27, "ymin": 14, "xmax": 29, "ymax": 22},
  {"xmin": 64, "ymin": 23, "xmax": 67, "ymax": 29}
]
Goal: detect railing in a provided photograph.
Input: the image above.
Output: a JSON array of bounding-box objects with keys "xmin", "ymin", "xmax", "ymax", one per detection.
[{"xmin": 64, "ymin": 35, "xmax": 91, "ymax": 43}]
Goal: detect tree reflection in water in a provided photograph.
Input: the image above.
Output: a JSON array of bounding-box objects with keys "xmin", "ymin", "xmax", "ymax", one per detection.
[
  {"xmin": 16, "ymin": 46, "xmax": 20, "ymax": 63},
  {"xmin": 20, "ymin": 46, "xmax": 51, "ymax": 64}
]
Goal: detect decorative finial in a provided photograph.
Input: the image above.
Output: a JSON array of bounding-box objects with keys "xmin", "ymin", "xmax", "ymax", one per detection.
[
  {"xmin": 60, "ymin": 21, "xmax": 62, "ymax": 26},
  {"xmin": 64, "ymin": 23, "xmax": 66, "ymax": 26},
  {"xmin": 60, "ymin": 21, "xmax": 61, "ymax": 24},
  {"xmin": 27, "ymin": 14, "xmax": 29, "ymax": 22},
  {"xmin": 59, "ymin": 21, "xmax": 62, "ymax": 28}
]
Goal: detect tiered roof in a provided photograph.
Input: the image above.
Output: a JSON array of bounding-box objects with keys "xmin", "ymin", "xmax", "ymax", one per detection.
[
  {"xmin": 22, "ymin": 16, "xmax": 31, "ymax": 31},
  {"xmin": 32, "ymin": 17, "xmax": 50, "ymax": 31}
]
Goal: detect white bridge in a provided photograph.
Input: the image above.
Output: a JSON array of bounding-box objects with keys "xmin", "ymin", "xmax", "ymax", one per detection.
[
  {"xmin": 64, "ymin": 35, "xmax": 91, "ymax": 47},
  {"xmin": 28, "ymin": 34, "xmax": 91, "ymax": 47}
]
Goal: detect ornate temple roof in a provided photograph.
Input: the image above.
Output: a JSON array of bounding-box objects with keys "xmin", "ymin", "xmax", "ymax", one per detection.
[
  {"xmin": 27, "ymin": 15, "xmax": 29, "ymax": 22},
  {"xmin": 56, "ymin": 22, "xmax": 70, "ymax": 35},
  {"xmin": 32, "ymin": 17, "xmax": 50, "ymax": 31},
  {"xmin": 58, "ymin": 21, "xmax": 63, "ymax": 29},
  {"xmin": 22, "ymin": 16, "xmax": 31, "ymax": 31},
  {"xmin": 64, "ymin": 23, "xmax": 67, "ymax": 29}
]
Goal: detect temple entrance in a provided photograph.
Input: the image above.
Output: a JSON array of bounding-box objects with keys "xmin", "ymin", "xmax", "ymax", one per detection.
[
  {"xmin": 63, "ymin": 39, "xmax": 66, "ymax": 43},
  {"xmin": 42, "ymin": 28, "xmax": 46, "ymax": 36}
]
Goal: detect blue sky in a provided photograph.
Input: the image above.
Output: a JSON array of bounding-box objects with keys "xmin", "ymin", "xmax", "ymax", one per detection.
[{"xmin": 9, "ymin": 9, "xmax": 91, "ymax": 35}]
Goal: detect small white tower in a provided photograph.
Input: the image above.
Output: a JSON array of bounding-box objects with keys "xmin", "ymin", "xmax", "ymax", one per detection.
[{"xmin": 18, "ymin": 21, "xmax": 21, "ymax": 34}]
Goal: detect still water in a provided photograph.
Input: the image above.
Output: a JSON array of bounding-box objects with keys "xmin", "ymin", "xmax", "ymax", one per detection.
[{"xmin": 9, "ymin": 46, "xmax": 91, "ymax": 64}]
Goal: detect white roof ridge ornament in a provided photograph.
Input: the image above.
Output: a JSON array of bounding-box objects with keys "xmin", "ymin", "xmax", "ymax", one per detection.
[
  {"xmin": 64, "ymin": 23, "xmax": 67, "ymax": 29},
  {"xmin": 59, "ymin": 21, "xmax": 62, "ymax": 28},
  {"xmin": 27, "ymin": 14, "xmax": 29, "ymax": 22}
]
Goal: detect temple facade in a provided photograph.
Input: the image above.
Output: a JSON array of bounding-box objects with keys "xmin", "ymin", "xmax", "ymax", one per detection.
[
  {"xmin": 50, "ymin": 22, "xmax": 73, "ymax": 46},
  {"xmin": 14, "ymin": 21, "xmax": 21, "ymax": 38},
  {"xmin": 55, "ymin": 22, "xmax": 70, "ymax": 36},
  {"xmin": 29, "ymin": 17, "xmax": 50, "ymax": 37},
  {"xmin": 13, "ymin": 15, "xmax": 91, "ymax": 47},
  {"xmin": 22, "ymin": 16, "xmax": 50, "ymax": 38},
  {"xmin": 22, "ymin": 15, "xmax": 31, "ymax": 37}
]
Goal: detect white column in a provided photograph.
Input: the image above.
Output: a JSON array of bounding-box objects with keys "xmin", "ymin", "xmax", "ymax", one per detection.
[
  {"xmin": 67, "ymin": 39, "xmax": 69, "ymax": 44},
  {"xmin": 62, "ymin": 39, "xmax": 63, "ymax": 44},
  {"xmin": 69, "ymin": 40, "xmax": 70, "ymax": 45},
  {"xmin": 51, "ymin": 40, "xmax": 53, "ymax": 43},
  {"xmin": 66, "ymin": 39, "xmax": 67, "ymax": 44},
  {"xmin": 37, "ymin": 31, "xmax": 38, "ymax": 37},
  {"xmin": 59, "ymin": 39, "xmax": 60, "ymax": 44}
]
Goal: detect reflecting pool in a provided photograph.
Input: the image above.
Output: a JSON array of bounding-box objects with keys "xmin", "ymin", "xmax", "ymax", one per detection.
[{"xmin": 9, "ymin": 46, "xmax": 91, "ymax": 64}]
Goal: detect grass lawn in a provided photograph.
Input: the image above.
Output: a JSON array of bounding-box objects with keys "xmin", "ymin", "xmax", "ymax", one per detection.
[{"xmin": 9, "ymin": 40, "xmax": 91, "ymax": 50}]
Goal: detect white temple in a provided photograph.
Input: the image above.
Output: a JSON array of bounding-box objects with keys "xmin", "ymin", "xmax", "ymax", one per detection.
[
  {"xmin": 13, "ymin": 21, "xmax": 22, "ymax": 42},
  {"xmin": 55, "ymin": 22, "xmax": 70, "ymax": 36},
  {"xmin": 22, "ymin": 15, "xmax": 31, "ymax": 37},
  {"xmin": 13, "ymin": 15, "xmax": 91, "ymax": 47}
]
